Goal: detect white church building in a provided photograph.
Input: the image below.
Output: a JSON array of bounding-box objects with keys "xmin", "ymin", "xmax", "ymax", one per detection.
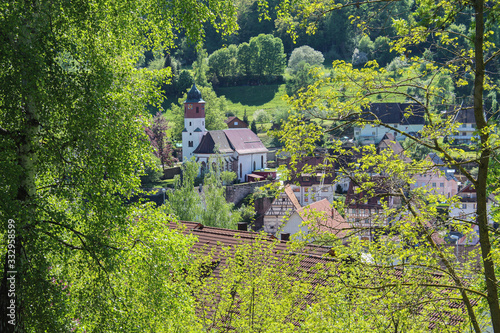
[{"xmin": 182, "ymin": 84, "xmax": 268, "ymax": 182}]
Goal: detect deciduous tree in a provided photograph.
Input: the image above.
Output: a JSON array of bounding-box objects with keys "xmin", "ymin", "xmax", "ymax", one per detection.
[
  {"xmin": 273, "ymin": 0, "xmax": 500, "ymax": 331},
  {"xmin": 0, "ymin": 0, "xmax": 239, "ymax": 330}
]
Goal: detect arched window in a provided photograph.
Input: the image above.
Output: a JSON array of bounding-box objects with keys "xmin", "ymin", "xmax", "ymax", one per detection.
[
  {"xmin": 261, "ymin": 155, "xmax": 264, "ymax": 168},
  {"xmin": 253, "ymin": 161, "xmax": 256, "ymax": 170},
  {"xmin": 188, "ymin": 141, "xmax": 193, "ymax": 147},
  {"xmin": 189, "ymin": 122, "xmax": 192, "ymax": 126},
  {"xmin": 240, "ymin": 163, "xmax": 242, "ymax": 179}
]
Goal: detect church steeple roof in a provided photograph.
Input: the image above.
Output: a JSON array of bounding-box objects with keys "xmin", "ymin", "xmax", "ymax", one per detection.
[{"xmin": 185, "ymin": 83, "xmax": 205, "ymax": 103}]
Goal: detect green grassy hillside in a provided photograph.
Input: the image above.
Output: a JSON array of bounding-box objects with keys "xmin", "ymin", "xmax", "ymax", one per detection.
[{"xmin": 215, "ymin": 84, "xmax": 289, "ymax": 120}]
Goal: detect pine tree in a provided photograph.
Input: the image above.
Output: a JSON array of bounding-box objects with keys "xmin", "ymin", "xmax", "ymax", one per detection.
[{"xmin": 251, "ymin": 120, "xmax": 258, "ymax": 134}]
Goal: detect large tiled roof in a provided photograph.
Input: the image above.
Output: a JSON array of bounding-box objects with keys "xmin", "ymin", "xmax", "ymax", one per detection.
[
  {"xmin": 167, "ymin": 221, "xmax": 474, "ymax": 330},
  {"xmin": 193, "ymin": 128, "xmax": 267, "ymax": 155},
  {"xmin": 193, "ymin": 130, "xmax": 234, "ymax": 154},
  {"xmin": 362, "ymin": 103, "xmax": 425, "ymax": 125},
  {"xmin": 222, "ymin": 128, "xmax": 268, "ymax": 154}
]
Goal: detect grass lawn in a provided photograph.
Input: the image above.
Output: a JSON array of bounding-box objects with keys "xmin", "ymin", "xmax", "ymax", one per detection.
[
  {"xmin": 215, "ymin": 84, "xmax": 289, "ymax": 120},
  {"xmin": 150, "ymin": 178, "xmax": 176, "ymax": 189}
]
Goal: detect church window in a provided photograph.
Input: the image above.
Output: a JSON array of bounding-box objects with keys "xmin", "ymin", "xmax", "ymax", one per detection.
[
  {"xmin": 196, "ymin": 107, "xmax": 199, "ymax": 113},
  {"xmin": 188, "ymin": 141, "xmax": 193, "ymax": 147},
  {"xmin": 240, "ymin": 163, "xmax": 242, "ymax": 179},
  {"xmin": 253, "ymin": 161, "xmax": 256, "ymax": 170},
  {"xmin": 189, "ymin": 122, "xmax": 192, "ymax": 126},
  {"xmin": 261, "ymin": 156, "xmax": 263, "ymax": 168}
]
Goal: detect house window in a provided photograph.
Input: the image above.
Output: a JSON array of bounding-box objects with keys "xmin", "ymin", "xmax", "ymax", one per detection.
[
  {"xmin": 432, "ymin": 183, "xmax": 436, "ymax": 187},
  {"xmin": 462, "ymin": 124, "xmax": 466, "ymax": 128},
  {"xmin": 372, "ymin": 131, "xmax": 376, "ymax": 135},
  {"xmin": 304, "ymin": 188, "xmax": 309, "ymax": 192},
  {"xmin": 462, "ymin": 204, "xmax": 467, "ymax": 209},
  {"xmin": 293, "ymin": 187, "xmax": 300, "ymax": 192},
  {"xmin": 240, "ymin": 163, "xmax": 242, "ymax": 179},
  {"xmin": 304, "ymin": 176, "xmax": 310, "ymax": 181},
  {"xmin": 188, "ymin": 141, "xmax": 193, "ymax": 147},
  {"xmin": 304, "ymin": 197, "xmax": 308, "ymax": 202},
  {"xmin": 462, "ymin": 132, "xmax": 466, "ymax": 136},
  {"xmin": 253, "ymin": 161, "xmax": 256, "ymax": 170},
  {"xmin": 440, "ymin": 183, "xmax": 444, "ymax": 187},
  {"xmin": 234, "ymin": 121, "xmax": 238, "ymax": 125},
  {"xmin": 196, "ymin": 107, "xmax": 199, "ymax": 113}
]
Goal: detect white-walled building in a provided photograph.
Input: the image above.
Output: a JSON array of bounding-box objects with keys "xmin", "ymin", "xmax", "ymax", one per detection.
[
  {"xmin": 277, "ymin": 199, "xmax": 348, "ymax": 242},
  {"xmin": 182, "ymin": 84, "xmax": 268, "ymax": 182},
  {"xmin": 354, "ymin": 103, "xmax": 425, "ymax": 144}
]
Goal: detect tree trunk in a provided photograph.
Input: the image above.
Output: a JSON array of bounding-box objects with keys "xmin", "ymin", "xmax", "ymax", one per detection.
[{"xmin": 473, "ymin": 0, "xmax": 500, "ymax": 331}]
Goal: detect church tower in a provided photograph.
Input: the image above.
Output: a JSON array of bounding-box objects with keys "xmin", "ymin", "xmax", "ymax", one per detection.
[{"xmin": 182, "ymin": 84, "xmax": 207, "ymax": 162}]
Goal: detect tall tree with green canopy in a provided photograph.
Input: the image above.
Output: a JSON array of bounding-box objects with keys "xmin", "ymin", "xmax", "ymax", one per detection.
[
  {"xmin": 0, "ymin": 0, "xmax": 238, "ymax": 330},
  {"xmin": 271, "ymin": 0, "xmax": 500, "ymax": 331}
]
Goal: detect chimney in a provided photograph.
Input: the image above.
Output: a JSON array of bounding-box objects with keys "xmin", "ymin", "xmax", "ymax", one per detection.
[
  {"xmin": 237, "ymin": 222, "xmax": 248, "ymax": 231},
  {"xmin": 281, "ymin": 233, "xmax": 290, "ymax": 241}
]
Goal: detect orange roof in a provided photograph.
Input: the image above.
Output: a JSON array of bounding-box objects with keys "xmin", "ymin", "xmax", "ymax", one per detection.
[
  {"xmin": 284, "ymin": 184, "xmax": 302, "ymax": 210},
  {"xmin": 296, "ymin": 199, "xmax": 350, "ymax": 239}
]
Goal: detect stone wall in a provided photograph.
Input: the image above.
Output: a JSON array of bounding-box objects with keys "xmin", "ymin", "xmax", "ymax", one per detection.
[
  {"xmin": 163, "ymin": 166, "xmax": 182, "ymax": 180},
  {"xmin": 225, "ymin": 180, "xmax": 270, "ymax": 205}
]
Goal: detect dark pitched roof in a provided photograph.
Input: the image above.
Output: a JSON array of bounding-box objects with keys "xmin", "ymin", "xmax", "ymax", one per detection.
[
  {"xmin": 185, "ymin": 83, "xmax": 205, "ymax": 103},
  {"xmin": 193, "ymin": 130, "xmax": 234, "ymax": 154},
  {"xmin": 454, "ymin": 107, "xmax": 476, "ymax": 123},
  {"xmin": 427, "ymin": 153, "xmax": 457, "ymax": 181},
  {"xmin": 224, "ymin": 116, "xmax": 237, "ymax": 123},
  {"xmin": 362, "ymin": 103, "xmax": 425, "ymax": 125},
  {"xmin": 223, "ymin": 128, "xmax": 268, "ymax": 154}
]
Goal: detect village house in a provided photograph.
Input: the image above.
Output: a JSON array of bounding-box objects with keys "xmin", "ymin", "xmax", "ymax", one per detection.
[
  {"xmin": 224, "ymin": 116, "xmax": 248, "ymax": 128},
  {"xmin": 411, "ymin": 153, "xmax": 458, "ymax": 198},
  {"xmin": 263, "ymin": 185, "xmax": 301, "ymax": 235},
  {"xmin": 443, "ymin": 106, "xmax": 478, "ymax": 145},
  {"xmin": 277, "ymin": 198, "xmax": 348, "ymax": 242},
  {"xmin": 354, "ymin": 103, "xmax": 425, "ymax": 144},
  {"xmin": 182, "ymin": 84, "xmax": 268, "ymax": 182},
  {"xmin": 345, "ymin": 176, "xmax": 401, "ymax": 241}
]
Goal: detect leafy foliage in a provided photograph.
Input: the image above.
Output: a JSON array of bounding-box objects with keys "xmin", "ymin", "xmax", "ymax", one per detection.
[{"xmin": 0, "ymin": 0, "xmax": 239, "ymax": 329}]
